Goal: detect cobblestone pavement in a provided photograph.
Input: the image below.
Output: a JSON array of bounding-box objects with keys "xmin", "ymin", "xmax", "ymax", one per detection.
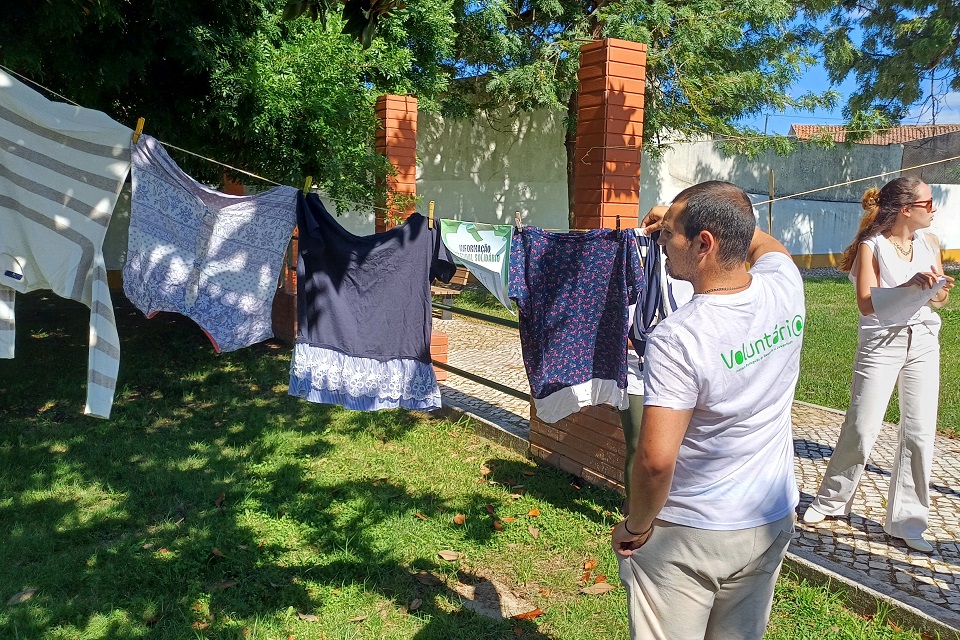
[{"xmin": 435, "ymin": 314, "xmax": 960, "ymax": 626}]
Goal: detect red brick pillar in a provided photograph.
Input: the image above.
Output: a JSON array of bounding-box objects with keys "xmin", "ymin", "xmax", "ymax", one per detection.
[
  {"xmin": 375, "ymin": 95, "xmax": 418, "ymax": 233},
  {"xmin": 528, "ymin": 39, "xmax": 647, "ymax": 494},
  {"xmin": 572, "ymin": 39, "xmax": 646, "ymax": 230}
]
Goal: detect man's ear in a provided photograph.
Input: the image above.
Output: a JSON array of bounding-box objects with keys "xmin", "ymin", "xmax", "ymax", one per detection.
[{"xmin": 697, "ymin": 229, "xmax": 716, "ymax": 258}]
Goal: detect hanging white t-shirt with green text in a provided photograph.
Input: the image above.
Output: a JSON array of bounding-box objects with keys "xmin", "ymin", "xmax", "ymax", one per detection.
[{"xmin": 439, "ymin": 220, "xmax": 514, "ymax": 312}]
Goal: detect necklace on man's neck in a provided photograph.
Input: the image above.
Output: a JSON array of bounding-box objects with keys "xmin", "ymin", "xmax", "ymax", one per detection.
[
  {"xmin": 702, "ymin": 276, "xmax": 752, "ymax": 295},
  {"xmin": 890, "ymin": 236, "xmax": 913, "ymax": 257}
]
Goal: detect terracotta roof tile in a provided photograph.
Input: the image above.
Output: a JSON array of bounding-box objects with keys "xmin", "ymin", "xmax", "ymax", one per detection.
[{"xmin": 789, "ymin": 124, "xmax": 960, "ymax": 145}]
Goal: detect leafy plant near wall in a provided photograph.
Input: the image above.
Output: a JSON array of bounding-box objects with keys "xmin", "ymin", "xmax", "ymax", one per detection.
[{"xmin": 0, "ymin": 0, "xmax": 454, "ymax": 210}]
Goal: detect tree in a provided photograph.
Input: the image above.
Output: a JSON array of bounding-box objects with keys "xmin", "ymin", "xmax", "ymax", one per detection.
[
  {"xmin": 446, "ymin": 0, "xmax": 837, "ymax": 221},
  {"xmin": 0, "ymin": 0, "xmax": 454, "ymax": 207},
  {"xmin": 805, "ymin": 0, "xmax": 960, "ymax": 123}
]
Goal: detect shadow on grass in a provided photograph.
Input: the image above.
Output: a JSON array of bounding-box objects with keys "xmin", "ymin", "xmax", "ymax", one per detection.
[{"xmin": 0, "ymin": 292, "xmax": 550, "ymax": 639}]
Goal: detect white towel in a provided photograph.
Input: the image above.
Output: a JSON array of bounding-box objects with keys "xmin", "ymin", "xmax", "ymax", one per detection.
[{"xmin": 0, "ymin": 69, "xmax": 131, "ymax": 418}]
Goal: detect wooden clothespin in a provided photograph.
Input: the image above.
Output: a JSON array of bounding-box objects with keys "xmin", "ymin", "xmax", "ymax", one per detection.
[
  {"xmin": 132, "ymin": 117, "xmax": 145, "ymax": 145},
  {"xmin": 302, "ymin": 176, "xmax": 313, "ymax": 195},
  {"xmin": 515, "ymin": 210, "xmax": 523, "ymax": 229},
  {"xmin": 616, "ymin": 215, "xmax": 621, "ymax": 231},
  {"xmin": 428, "ymin": 200, "xmax": 435, "ymax": 229}
]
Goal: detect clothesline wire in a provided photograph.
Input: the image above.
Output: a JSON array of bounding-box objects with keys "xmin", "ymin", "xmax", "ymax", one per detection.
[
  {"xmin": 0, "ymin": 64, "xmax": 82, "ymax": 107},
  {"xmin": 0, "ymin": 63, "xmax": 401, "ymax": 216},
  {"xmin": 751, "ymin": 153, "xmax": 960, "ymax": 207},
  {"xmin": 4, "ymin": 63, "xmax": 960, "ymax": 226}
]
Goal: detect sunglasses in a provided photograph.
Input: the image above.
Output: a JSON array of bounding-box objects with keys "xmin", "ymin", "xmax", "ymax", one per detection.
[{"xmin": 908, "ymin": 199, "xmax": 934, "ymax": 212}]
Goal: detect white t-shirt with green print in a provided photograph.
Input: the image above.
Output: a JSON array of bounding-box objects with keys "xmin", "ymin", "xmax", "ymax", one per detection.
[{"xmin": 643, "ymin": 252, "xmax": 805, "ymax": 530}]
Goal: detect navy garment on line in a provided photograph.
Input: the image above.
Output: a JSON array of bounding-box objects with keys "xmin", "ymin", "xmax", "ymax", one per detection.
[
  {"xmin": 508, "ymin": 226, "xmax": 643, "ymax": 423},
  {"xmin": 294, "ymin": 193, "xmax": 456, "ymax": 362}
]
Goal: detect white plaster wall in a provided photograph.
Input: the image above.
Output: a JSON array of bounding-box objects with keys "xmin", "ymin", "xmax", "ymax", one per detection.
[
  {"xmin": 100, "ymin": 109, "xmax": 960, "ymax": 270},
  {"xmin": 417, "ymin": 109, "xmax": 569, "ymax": 230}
]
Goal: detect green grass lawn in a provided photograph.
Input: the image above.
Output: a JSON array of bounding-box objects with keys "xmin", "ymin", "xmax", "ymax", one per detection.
[
  {"xmin": 0, "ymin": 293, "xmax": 932, "ymax": 639},
  {"xmin": 799, "ymin": 268, "xmax": 959, "ymax": 437}
]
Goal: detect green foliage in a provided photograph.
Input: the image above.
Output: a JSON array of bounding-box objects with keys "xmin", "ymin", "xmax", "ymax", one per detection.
[
  {"xmin": 282, "ymin": 0, "xmax": 405, "ymax": 49},
  {"xmin": 445, "ymin": 0, "xmax": 837, "ymax": 152},
  {"xmin": 805, "ymin": 0, "xmax": 960, "ymax": 120},
  {"xmin": 0, "ymin": 0, "xmax": 454, "ymax": 208}
]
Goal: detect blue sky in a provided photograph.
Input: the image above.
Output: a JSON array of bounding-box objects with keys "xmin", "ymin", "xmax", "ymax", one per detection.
[{"xmin": 739, "ymin": 64, "xmax": 960, "ymax": 136}]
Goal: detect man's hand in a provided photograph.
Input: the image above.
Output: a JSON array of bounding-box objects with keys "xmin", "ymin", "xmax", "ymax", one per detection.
[
  {"xmin": 611, "ymin": 520, "xmax": 653, "ymax": 558},
  {"xmin": 639, "ymin": 206, "xmax": 668, "ymax": 235}
]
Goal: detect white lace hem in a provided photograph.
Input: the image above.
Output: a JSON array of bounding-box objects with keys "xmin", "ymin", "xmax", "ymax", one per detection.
[{"xmin": 289, "ymin": 343, "xmax": 441, "ymax": 411}]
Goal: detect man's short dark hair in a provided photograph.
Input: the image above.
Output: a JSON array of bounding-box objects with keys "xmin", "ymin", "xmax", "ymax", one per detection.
[{"xmin": 672, "ymin": 181, "xmax": 756, "ymax": 266}]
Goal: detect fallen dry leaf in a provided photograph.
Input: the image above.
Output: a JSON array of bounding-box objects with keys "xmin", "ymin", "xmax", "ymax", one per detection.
[
  {"xmin": 438, "ymin": 550, "xmax": 462, "ymax": 561},
  {"xmin": 594, "ymin": 574, "xmax": 607, "ymax": 583},
  {"xmin": 527, "ymin": 509, "xmax": 540, "ymax": 517},
  {"xmin": 409, "ymin": 598, "xmax": 422, "ymax": 612},
  {"xmin": 580, "ymin": 582, "xmax": 617, "ymax": 595},
  {"xmin": 538, "ymin": 588, "xmax": 551, "ymax": 597},
  {"xmin": 887, "ymin": 620, "xmax": 903, "ymax": 632},
  {"xmin": 7, "ymin": 588, "xmax": 36, "ymax": 605},
  {"xmin": 501, "ymin": 516, "xmax": 518, "ymax": 523},
  {"xmin": 413, "ymin": 571, "xmax": 442, "ymax": 586},
  {"xmin": 512, "ymin": 608, "xmax": 545, "ymax": 620},
  {"xmin": 522, "ymin": 471, "xmax": 535, "ymax": 477},
  {"xmin": 214, "ymin": 492, "xmax": 226, "ymax": 507},
  {"xmin": 142, "ymin": 543, "xmax": 154, "ymax": 550},
  {"xmin": 480, "ymin": 464, "xmax": 492, "ymax": 476},
  {"xmin": 210, "ymin": 548, "xmax": 223, "ymax": 557},
  {"xmin": 528, "ymin": 526, "xmax": 539, "ymax": 539},
  {"xmin": 158, "ymin": 548, "xmax": 170, "ymax": 554},
  {"xmin": 349, "ymin": 615, "xmax": 368, "ymax": 623},
  {"xmin": 493, "ymin": 520, "xmax": 503, "ymax": 531},
  {"xmin": 297, "ymin": 612, "xmax": 318, "ymax": 622},
  {"xmin": 485, "ymin": 504, "xmax": 496, "ymax": 515},
  {"xmin": 583, "ymin": 558, "xmax": 597, "ymax": 571},
  {"xmin": 414, "ymin": 513, "xmax": 428, "ymax": 521},
  {"xmin": 192, "ymin": 621, "xmax": 210, "ymax": 630},
  {"xmin": 453, "ymin": 513, "xmax": 466, "ymax": 525}
]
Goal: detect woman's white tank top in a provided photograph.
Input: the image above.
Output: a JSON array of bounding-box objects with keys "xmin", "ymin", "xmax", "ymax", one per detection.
[{"xmin": 850, "ymin": 230, "xmax": 942, "ymax": 333}]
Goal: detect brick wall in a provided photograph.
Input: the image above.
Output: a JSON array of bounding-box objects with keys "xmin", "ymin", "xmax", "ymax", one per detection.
[{"xmin": 529, "ymin": 402, "xmax": 626, "ymax": 494}]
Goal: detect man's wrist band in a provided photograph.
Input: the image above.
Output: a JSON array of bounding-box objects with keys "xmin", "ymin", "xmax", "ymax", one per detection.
[{"xmin": 624, "ymin": 520, "xmax": 652, "ymax": 537}]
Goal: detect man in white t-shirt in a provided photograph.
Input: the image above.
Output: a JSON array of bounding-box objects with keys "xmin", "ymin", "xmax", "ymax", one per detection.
[{"xmin": 611, "ymin": 181, "xmax": 805, "ymax": 640}]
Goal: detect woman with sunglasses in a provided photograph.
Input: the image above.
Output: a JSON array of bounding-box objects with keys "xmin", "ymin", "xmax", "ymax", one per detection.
[{"xmin": 802, "ymin": 176, "xmax": 955, "ymax": 553}]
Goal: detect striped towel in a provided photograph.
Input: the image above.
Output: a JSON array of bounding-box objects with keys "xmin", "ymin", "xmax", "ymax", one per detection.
[{"xmin": 0, "ymin": 69, "xmax": 131, "ymax": 418}]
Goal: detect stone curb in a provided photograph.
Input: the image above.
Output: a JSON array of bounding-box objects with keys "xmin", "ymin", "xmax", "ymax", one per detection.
[
  {"xmin": 785, "ymin": 548, "xmax": 960, "ymax": 638},
  {"xmin": 432, "ymin": 402, "xmax": 530, "ymax": 456}
]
